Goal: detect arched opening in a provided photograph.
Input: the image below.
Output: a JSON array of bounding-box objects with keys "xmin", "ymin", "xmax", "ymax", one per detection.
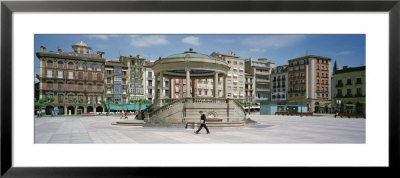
[
  {"xmin": 96, "ymin": 106, "xmax": 103, "ymax": 113},
  {"xmin": 356, "ymin": 102, "xmax": 363, "ymax": 114},
  {"xmin": 314, "ymin": 102, "xmax": 320, "ymax": 113},
  {"xmin": 57, "ymin": 61, "xmax": 64, "ymax": 68},
  {"xmin": 78, "ymin": 106, "xmax": 84, "ymax": 115},
  {"xmin": 45, "ymin": 105, "xmax": 54, "ymax": 115},
  {"xmin": 58, "ymin": 106, "xmax": 65, "ymax": 115},
  {"xmin": 87, "ymin": 106, "xmax": 93, "ymax": 113},
  {"xmin": 67, "ymin": 106, "xmax": 75, "ymax": 115}
]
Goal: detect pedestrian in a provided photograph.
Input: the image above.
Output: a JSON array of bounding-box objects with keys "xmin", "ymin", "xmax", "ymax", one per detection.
[
  {"xmin": 120, "ymin": 110, "xmax": 124, "ymax": 119},
  {"xmin": 195, "ymin": 111, "xmax": 210, "ymax": 134},
  {"xmin": 124, "ymin": 110, "xmax": 128, "ymax": 119},
  {"xmin": 36, "ymin": 110, "xmax": 40, "ymax": 118}
]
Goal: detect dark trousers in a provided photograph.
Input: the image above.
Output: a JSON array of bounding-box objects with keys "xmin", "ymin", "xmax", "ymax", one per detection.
[{"xmin": 196, "ymin": 124, "xmax": 210, "ymax": 133}]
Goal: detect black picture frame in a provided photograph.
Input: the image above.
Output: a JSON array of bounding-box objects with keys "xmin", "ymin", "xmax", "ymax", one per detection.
[{"xmin": 1, "ymin": 0, "xmax": 399, "ymax": 177}]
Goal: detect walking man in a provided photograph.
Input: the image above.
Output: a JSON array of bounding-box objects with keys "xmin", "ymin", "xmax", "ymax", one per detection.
[{"xmin": 195, "ymin": 111, "xmax": 210, "ymax": 134}]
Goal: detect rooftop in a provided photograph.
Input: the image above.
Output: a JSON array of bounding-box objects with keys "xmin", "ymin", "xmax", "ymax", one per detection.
[
  {"xmin": 164, "ymin": 48, "xmax": 214, "ymax": 60},
  {"xmin": 289, "ymin": 55, "xmax": 331, "ymax": 61},
  {"xmin": 335, "ymin": 66, "xmax": 365, "ymax": 74}
]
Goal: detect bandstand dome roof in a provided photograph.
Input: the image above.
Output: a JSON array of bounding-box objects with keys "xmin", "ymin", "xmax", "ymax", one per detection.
[
  {"xmin": 152, "ymin": 48, "xmax": 230, "ymax": 79},
  {"xmin": 165, "ymin": 48, "xmax": 214, "ymax": 60}
]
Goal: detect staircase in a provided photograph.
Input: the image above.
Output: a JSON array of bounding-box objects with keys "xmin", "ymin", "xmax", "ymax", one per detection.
[{"xmin": 148, "ymin": 98, "xmax": 246, "ymax": 128}]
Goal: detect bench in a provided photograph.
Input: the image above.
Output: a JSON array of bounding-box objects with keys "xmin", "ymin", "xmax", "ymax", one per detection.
[
  {"xmin": 81, "ymin": 113, "xmax": 96, "ymax": 115},
  {"xmin": 337, "ymin": 113, "xmax": 365, "ymax": 118}
]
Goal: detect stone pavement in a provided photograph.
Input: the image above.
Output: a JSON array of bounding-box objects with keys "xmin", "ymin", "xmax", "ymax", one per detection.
[{"xmin": 34, "ymin": 114, "xmax": 365, "ymax": 144}]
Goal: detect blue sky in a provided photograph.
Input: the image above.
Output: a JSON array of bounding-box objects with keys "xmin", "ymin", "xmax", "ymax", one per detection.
[{"xmin": 34, "ymin": 34, "xmax": 365, "ymax": 74}]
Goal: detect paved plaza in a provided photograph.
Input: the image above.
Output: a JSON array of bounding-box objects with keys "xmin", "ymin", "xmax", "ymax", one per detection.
[{"xmin": 34, "ymin": 114, "xmax": 365, "ymax": 144}]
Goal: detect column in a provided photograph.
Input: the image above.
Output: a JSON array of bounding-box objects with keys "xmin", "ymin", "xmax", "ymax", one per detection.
[
  {"xmin": 223, "ymin": 74, "xmax": 227, "ymax": 98},
  {"xmin": 169, "ymin": 78, "xmax": 172, "ymax": 98},
  {"xmin": 64, "ymin": 106, "xmax": 67, "ymax": 115},
  {"xmin": 160, "ymin": 72, "xmax": 164, "ymax": 99},
  {"xmin": 84, "ymin": 106, "xmax": 87, "ymax": 113},
  {"xmin": 191, "ymin": 79, "xmax": 195, "ymax": 97},
  {"xmin": 155, "ymin": 73, "xmax": 159, "ymax": 100},
  {"xmin": 186, "ymin": 69, "xmax": 191, "ymax": 97},
  {"xmin": 213, "ymin": 72, "xmax": 218, "ymax": 97}
]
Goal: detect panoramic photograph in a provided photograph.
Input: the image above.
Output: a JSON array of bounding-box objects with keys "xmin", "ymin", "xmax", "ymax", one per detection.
[{"xmin": 34, "ymin": 34, "xmax": 366, "ymax": 144}]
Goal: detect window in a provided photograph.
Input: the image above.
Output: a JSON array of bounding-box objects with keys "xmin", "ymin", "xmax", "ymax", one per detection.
[
  {"xmin": 47, "ymin": 60, "xmax": 53, "ymax": 67},
  {"xmin": 78, "ymin": 63, "xmax": 83, "ymax": 70},
  {"xmin": 68, "ymin": 62, "xmax": 74, "ymax": 69},
  {"xmin": 148, "ymin": 89, "xmax": 152, "ymax": 95},
  {"xmin": 356, "ymin": 78, "xmax": 362, "ymax": 84},
  {"xmin": 107, "ymin": 77, "xmax": 111, "ymax": 83},
  {"xmin": 78, "ymin": 72, "xmax": 83, "ymax": 79},
  {"xmin": 97, "ymin": 84, "xmax": 102, "ymax": 91},
  {"xmin": 227, "ymin": 80, "xmax": 231, "ymax": 84},
  {"xmin": 88, "ymin": 63, "xmax": 92, "ymax": 70},
  {"xmin": 227, "ymin": 61, "xmax": 231, "ymax": 64},
  {"xmin": 239, "ymin": 62, "xmax": 243, "ymax": 66},
  {"xmin": 58, "ymin": 82, "xmax": 63, "ymax": 90},
  {"xmin": 58, "ymin": 94, "xmax": 63, "ymax": 103},
  {"xmin": 233, "ymin": 61, "xmax": 237, "ymax": 65},
  {"xmin": 47, "ymin": 69, "xmax": 53, "ymax": 78},
  {"xmin": 347, "ymin": 79, "xmax": 352, "ymax": 85},
  {"xmin": 357, "ymin": 88, "xmax": 362, "ymax": 96},
  {"xmin": 148, "ymin": 80, "xmax": 153, "ymax": 86},
  {"xmin": 148, "ymin": 71, "xmax": 153, "ymax": 78},
  {"xmin": 97, "ymin": 73, "xmax": 102, "ymax": 80},
  {"xmin": 106, "ymin": 70, "xmax": 111, "ymax": 75},
  {"xmin": 46, "ymin": 81, "xmax": 53, "ymax": 89},
  {"xmin": 239, "ymin": 81, "xmax": 244, "ymax": 84},
  {"xmin": 122, "ymin": 71, "xmax": 127, "ymax": 76},
  {"xmin": 122, "ymin": 78, "xmax": 127, "ymax": 84},
  {"xmin": 68, "ymin": 71, "xmax": 73, "ymax": 79},
  {"xmin": 97, "ymin": 64, "xmax": 101, "ymax": 71}
]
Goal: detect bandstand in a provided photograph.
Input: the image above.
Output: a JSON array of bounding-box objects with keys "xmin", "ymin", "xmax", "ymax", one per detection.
[{"xmin": 147, "ymin": 48, "xmax": 246, "ymax": 127}]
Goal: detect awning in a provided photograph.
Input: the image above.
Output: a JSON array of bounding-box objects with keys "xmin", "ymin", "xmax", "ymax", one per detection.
[
  {"xmin": 345, "ymin": 104, "xmax": 356, "ymax": 107},
  {"xmin": 106, "ymin": 104, "xmax": 148, "ymax": 110}
]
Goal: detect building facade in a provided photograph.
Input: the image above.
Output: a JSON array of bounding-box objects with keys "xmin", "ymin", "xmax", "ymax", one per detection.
[
  {"xmin": 245, "ymin": 58, "xmax": 275, "ymax": 103},
  {"xmin": 332, "ymin": 66, "xmax": 366, "ymax": 114},
  {"xmin": 120, "ymin": 55, "xmax": 146, "ymax": 100},
  {"xmin": 36, "ymin": 41, "xmax": 105, "ymax": 115},
  {"xmin": 143, "ymin": 61, "xmax": 155, "ymax": 101},
  {"xmin": 210, "ymin": 52, "xmax": 245, "ymax": 100},
  {"xmin": 104, "ymin": 60, "xmax": 129, "ymax": 104},
  {"xmin": 287, "ymin": 55, "xmax": 331, "ymax": 113},
  {"xmin": 271, "ymin": 65, "xmax": 288, "ymax": 103}
]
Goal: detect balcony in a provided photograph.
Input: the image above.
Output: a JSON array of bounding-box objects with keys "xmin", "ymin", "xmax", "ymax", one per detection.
[
  {"xmin": 255, "ymin": 97, "xmax": 269, "ymax": 101},
  {"xmin": 256, "ymin": 78, "xmax": 270, "ymax": 83},
  {"xmin": 256, "ymin": 88, "xmax": 270, "ymax": 92},
  {"xmin": 336, "ymin": 83, "xmax": 344, "ymax": 87}
]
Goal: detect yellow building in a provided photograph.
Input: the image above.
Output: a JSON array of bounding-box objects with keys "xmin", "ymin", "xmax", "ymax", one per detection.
[{"xmin": 332, "ymin": 66, "xmax": 366, "ymax": 114}]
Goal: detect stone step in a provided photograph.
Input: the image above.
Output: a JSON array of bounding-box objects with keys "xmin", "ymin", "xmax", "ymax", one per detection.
[
  {"xmin": 112, "ymin": 120, "xmax": 144, "ymax": 126},
  {"xmin": 185, "ymin": 121, "xmax": 245, "ymax": 129}
]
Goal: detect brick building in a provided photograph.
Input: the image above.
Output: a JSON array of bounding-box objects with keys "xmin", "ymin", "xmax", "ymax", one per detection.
[
  {"xmin": 36, "ymin": 41, "xmax": 105, "ymax": 115},
  {"xmin": 287, "ymin": 55, "xmax": 331, "ymax": 113}
]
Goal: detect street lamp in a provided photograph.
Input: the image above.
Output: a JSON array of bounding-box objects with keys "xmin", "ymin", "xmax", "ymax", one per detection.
[{"xmin": 336, "ymin": 99, "xmax": 341, "ymax": 113}]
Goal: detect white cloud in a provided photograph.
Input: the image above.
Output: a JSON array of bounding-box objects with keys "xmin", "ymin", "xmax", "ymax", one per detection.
[
  {"xmin": 249, "ymin": 48, "xmax": 267, "ymax": 53},
  {"xmin": 87, "ymin": 35, "xmax": 121, "ymax": 40},
  {"xmin": 130, "ymin": 35, "xmax": 169, "ymax": 47},
  {"xmin": 336, "ymin": 50, "xmax": 353, "ymax": 55},
  {"xmin": 87, "ymin": 35, "xmax": 109, "ymax": 40},
  {"xmin": 242, "ymin": 35, "xmax": 306, "ymax": 48},
  {"xmin": 215, "ymin": 39, "xmax": 235, "ymax": 44},
  {"xmin": 181, "ymin": 36, "xmax": 200, "ymax": 46}
]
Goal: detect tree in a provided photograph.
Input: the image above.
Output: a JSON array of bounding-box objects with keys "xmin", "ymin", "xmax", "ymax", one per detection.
[
  {"xmin": 35, "ymin": 96, "xmax": 55, "ymax": 111},
  {"xmin": 333, "ymin": 60, "xmax": 338, "ymax": 74},
  {"xmin": 130, "ymin": 99, "xmax": 152, "ymax": 119},
  {"xmin": 100, "ymin": 99, "xmax": 113, "ymax": 116},
  {"xmin": 68, "ymin": 98, "xmax": 78, "ymax": 115}
]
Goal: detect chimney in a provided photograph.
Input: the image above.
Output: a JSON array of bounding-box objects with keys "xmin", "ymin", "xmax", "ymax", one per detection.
[
  {"xmin": 40, "ymin": 46, "xmax": 46, "ymax": 52},
  {"xmin": 97, "ymin": 51, "xmax": 105, "ymax": 58}
]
